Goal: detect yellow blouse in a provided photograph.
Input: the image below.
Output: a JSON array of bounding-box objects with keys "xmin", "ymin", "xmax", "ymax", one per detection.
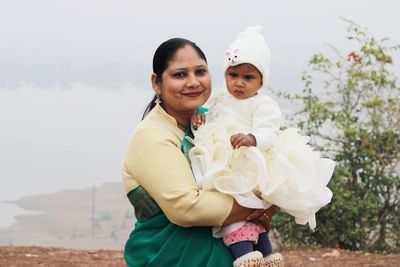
[{"xmin": 122, "ymin": 104, "xmax": 233, "ymax": 227}]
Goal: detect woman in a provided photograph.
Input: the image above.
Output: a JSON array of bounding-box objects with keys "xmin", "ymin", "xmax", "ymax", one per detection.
[{"xmin": 122, "ymin": 38, "xmax": 277, "ymax": 267}]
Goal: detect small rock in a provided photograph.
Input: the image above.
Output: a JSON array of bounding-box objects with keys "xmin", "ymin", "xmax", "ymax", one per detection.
[
  {"xmin": 309, "ymin": 257, "xmax": 316, "ymax": 261},
  {"xmin": 25, "ymin": 253, "xmax": 39, "ymax": 258},
  {"xmin": 322, "ymin": 249, "xmax": 341, "ymax": 257}
]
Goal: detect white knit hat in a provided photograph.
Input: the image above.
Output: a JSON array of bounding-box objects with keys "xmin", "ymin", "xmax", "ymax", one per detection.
[{"xmin": 223, "ymin": 25, "xmax": 271, "ymax": 86}]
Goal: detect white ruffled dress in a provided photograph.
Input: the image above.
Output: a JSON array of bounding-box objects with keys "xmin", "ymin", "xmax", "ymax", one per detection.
[{"xmin": 189, "ymin": 92, "xmax": 335, "ymax": 231}]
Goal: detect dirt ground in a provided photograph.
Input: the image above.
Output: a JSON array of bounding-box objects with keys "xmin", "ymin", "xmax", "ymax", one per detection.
[{"xmin": 0, "ymin": 246, "xmax": 399, "ymax": 267}]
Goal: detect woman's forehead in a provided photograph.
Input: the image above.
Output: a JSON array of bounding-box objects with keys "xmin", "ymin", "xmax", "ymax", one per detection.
[{"xmin": 168, "ymin": 46, "xmax": 207, "ymax": 69}]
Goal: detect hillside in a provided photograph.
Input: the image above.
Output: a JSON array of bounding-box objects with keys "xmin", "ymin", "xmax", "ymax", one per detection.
[{"xmin": 0, "ymin": 182, "xmax": 135, "ymax": 250}]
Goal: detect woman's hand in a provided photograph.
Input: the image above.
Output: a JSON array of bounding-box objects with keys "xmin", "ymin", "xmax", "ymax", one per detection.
[
  {"xmin": 222, "ymin": 200, "xmax": 254, "ymax": 226},
  {"xmin": 247, "ymin": 205, "xmax": 278, "ymax": 232},
  {"xmin": 223, "ymin": 200, "xmax": 278, "ymax": 232}
]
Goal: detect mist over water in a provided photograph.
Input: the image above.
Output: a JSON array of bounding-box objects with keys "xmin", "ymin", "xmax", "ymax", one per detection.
[
  {"xmin": 0, "ymin": 84, "xmax": 153, "ymax": 202},
  {"xmin": 0, "ymin": 203, "xmax": 42, "ymax": 228}
]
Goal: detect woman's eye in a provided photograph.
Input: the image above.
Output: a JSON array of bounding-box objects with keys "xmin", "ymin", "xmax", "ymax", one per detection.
[
  {"xmin": 173, "ymin": 72, "xmax": 186, "ymax": 78},
  {"xmin": 196, "ymin": 69, "xmax": 208, "ymax": 76}
]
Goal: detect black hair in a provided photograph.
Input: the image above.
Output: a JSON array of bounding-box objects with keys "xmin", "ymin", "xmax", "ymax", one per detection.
[{"xmin": 141, "ymin": 38, "xmax": 207, "ymax": 119}]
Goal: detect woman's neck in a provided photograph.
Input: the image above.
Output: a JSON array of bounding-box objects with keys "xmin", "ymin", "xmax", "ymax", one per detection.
[
  {"xmin": 162, "ymin": 105, "xmax": 194, "ymax": 131},
  {"xmin": 174, "ymin": 113, "xmax": 193, "ymax": 131}
]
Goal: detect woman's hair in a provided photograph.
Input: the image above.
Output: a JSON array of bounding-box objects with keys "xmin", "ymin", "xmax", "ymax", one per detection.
[{"xmin": 142, "ymin": 38, "xmax": 208, "ymax": 119}]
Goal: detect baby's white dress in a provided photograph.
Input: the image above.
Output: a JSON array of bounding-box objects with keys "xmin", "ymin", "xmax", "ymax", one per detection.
[{"xmin": 189, "ymin": 92, "xmax": 335, "ymax": 229}]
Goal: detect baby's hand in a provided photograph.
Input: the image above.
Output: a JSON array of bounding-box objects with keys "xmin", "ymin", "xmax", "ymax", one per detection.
[
  {"xmin": 191, "ymin": 113, "xmax": 206, "ymax": 130},
  {"xmin": 230, "ymin": 133, "xmax": 256, "ymax": 149}
]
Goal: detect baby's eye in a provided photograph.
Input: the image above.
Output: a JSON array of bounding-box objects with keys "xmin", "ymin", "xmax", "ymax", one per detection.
[
  {"xmin": 244, "ymin": 75, "xmax": 255, "ymax": 80},
  {"xmin": 229, "ymin": 73, "xmax": 238, "ymax": 78}
]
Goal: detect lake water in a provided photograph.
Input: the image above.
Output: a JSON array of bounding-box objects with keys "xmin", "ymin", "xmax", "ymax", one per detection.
[{"xmin": 0, "ymin": 202, "xmax": 42, "ymax": 228}]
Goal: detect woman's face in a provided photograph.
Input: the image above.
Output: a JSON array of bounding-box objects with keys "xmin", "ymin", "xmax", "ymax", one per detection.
[{"xmin": 153, "ymin": 45, "xmax": 211, "ymax": 119}]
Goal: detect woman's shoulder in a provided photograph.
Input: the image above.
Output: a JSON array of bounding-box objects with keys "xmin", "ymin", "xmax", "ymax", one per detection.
[
  {"xmin": 130, "ymin": 107, "xmax": 182, "ymax": 146},
  {"xmin": 132, "ymin": 120, "xmax": 175, "ymax": 143}
]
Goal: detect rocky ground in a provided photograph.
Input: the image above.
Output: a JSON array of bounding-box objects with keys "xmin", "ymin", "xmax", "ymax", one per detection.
[{"xmin": 1, "ymin": 246, "xmax": 399, "ymax": 267}]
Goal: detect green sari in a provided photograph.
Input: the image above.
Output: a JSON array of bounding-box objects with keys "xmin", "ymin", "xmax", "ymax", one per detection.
[{"xmin": 124, "ymin": 108, "xmax": 233, "ymax": 266}]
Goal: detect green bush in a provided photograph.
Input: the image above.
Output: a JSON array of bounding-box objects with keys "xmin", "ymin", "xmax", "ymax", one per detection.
[{"xmin": 273, "ymin": 18, "xmax": 400, "ymax": 252}]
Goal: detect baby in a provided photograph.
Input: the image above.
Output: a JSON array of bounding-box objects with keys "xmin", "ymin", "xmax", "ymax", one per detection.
[{"xmin": 190, "ymin": 26, "xmax": 286, "ymax": 267}]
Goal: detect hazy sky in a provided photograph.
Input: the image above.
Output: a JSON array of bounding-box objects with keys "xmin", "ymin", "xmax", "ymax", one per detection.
[
  {"xmin": 2, "ymin": 0, "xmax": 399, "ymax": 88},
  {"xmin": 0, "ymin": 0, "xmax": 399, "ymax": 201}
]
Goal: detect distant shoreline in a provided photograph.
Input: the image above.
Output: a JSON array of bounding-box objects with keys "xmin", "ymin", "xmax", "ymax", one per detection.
[
  {"xmin": 0, "ymin": 202, "xmax": 42, "ymax": 229},
  {"xmin": 0, "ymin": 182, "xmax": 135, "ymax": 249}
]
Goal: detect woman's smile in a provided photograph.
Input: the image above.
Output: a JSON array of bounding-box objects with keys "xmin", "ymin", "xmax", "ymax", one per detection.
[{"xmin": 183, "ymin": 91, "xmax": 202, "ymax": 98}]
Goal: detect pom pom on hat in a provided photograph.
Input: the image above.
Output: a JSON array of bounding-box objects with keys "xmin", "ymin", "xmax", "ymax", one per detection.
[{"xmin": 224, "ymin": 25, "xmax": 271, "ymax": 86}]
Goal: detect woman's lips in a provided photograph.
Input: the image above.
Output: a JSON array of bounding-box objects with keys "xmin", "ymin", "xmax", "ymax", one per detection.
[{"xmin": 184, "ymin": 92, "xmax": 201, "ymax": 97}]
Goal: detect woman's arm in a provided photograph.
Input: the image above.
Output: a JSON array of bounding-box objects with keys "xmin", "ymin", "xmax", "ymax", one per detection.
[
  {"xmin": 124, "ymin": 128, "xmax": 234, "ymax": 227},
  {"xmin": 222, "ymin": 201, "xmax": 278, "ymax": 231},
  {"xmin": 221, "ymin": 199, "xmax": 253, "ymax": 226}
]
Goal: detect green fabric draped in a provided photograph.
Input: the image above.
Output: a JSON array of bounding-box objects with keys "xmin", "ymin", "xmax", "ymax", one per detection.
[
  {"xmin": 124, "ymin": 212, "xmax": 233, "ymax": 267},
  {"xmin": 127, "ymin": 186, "xmax": 162, "ymax": 222}
]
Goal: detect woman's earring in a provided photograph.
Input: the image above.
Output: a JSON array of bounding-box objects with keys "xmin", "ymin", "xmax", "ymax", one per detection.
[{"xmin": 155, "ymin": 94, "xmax": 161, "ymax": 104}]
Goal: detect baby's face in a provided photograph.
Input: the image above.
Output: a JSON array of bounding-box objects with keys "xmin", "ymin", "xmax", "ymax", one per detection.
[{"xmin": 225, "ymin": 64, "xmax": 262, "ymax": 99}]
